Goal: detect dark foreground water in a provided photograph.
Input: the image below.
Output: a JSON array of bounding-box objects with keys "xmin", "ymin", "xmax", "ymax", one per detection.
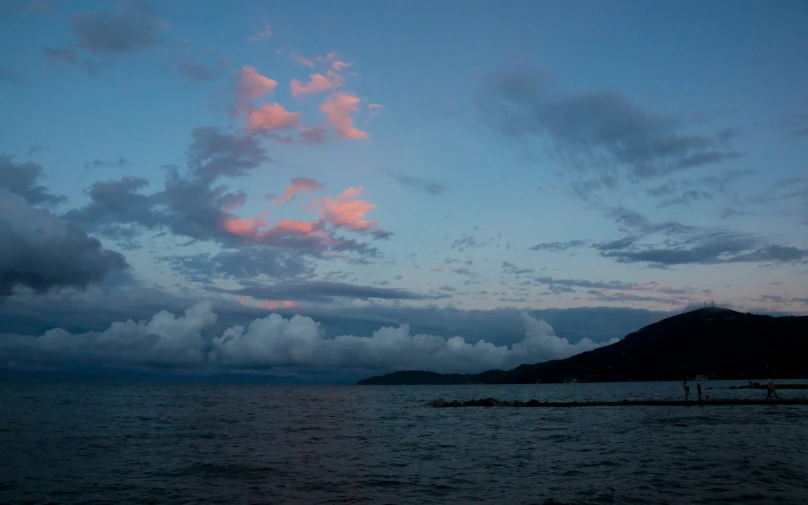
[{"xmin": 2, "ymin": 381, "xmax": 808, "ymax": 505}]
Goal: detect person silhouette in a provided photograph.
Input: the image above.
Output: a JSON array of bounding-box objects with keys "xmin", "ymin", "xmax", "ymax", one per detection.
[
  {"xmin": 697, "ymin": 383, "xmax": 703, "ymax": 401},
  {"xmin": 766, "ymin": 379, "xmax": 778, "ymax": 400},
  {"xmin": 683, "ymin": 380, "xmax": 690, "ymax": 401}
]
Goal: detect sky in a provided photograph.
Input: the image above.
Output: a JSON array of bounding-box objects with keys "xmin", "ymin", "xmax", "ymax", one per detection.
[{"xmin": 1, "ymin": 0, "xmax": 807, "ymax": 381}]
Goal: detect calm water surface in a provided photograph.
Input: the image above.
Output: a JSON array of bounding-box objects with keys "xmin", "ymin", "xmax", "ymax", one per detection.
[{"xmin": 2, "ymin": 380, "xmax": 807, "ymax": 504}]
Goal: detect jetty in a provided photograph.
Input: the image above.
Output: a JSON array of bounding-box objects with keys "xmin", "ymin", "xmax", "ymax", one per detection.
[{"xmin": 431, "ymin": 398, "xmax": 808, "ymax": 408}]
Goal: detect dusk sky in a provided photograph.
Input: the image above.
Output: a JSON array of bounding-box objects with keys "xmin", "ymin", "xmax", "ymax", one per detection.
[{"xmin": 1, "ymin": 0, "xmax": 807, "ymax": 379}]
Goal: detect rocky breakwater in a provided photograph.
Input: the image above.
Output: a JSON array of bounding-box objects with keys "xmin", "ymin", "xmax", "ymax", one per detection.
[
  {"xmin": 430, "ymin": 398, "xmax": 808, "ymax": 408},
  {"xmin": 432, "ymin": 398, "xmax": 541, "ymax": 407}
]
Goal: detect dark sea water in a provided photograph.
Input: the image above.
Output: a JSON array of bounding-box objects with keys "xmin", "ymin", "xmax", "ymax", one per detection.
[{"xmin": 2, "ymin": 380, "xmax": 808, "ymax": 505}]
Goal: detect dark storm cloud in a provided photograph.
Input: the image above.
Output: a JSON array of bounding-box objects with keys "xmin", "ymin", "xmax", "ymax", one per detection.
[
  {"xmin": 387, "ymin": 172, "xmax": 447, "ymax": 195},
  {"xmin": 173, "ymin": 57, "xmax": 219, "ymax": 83},
  {"xmin": 70, "ymin": 1, "xmax": 165, "ymax": 54},
  {"xmin": 0, "ymin": 155, "xmax": 65, "ymax": 206},
  {"xmin": 478, "ymin": 68, "xmax": 742, "ymax": 181},
  {"xmin": 530, "ymin": 240, "xmax": 586, "ymax": 252},
  {"xmin": 219, "ymin": 280, "xmax": 447, "ymax": 304},
  {"xmin": 0, "ymin": 65, "xmax": 22, "ymax": 84},
  {"xmin": 165, "ymin": 247, "xmax": 314, "ymax": 283},
  {"xmin": 84, "ymin": 157, "xmax": 129, "ymax": 169},
  {"xmin": 0, "ymin": 191, "xmax": 127, "ymax": 296}
]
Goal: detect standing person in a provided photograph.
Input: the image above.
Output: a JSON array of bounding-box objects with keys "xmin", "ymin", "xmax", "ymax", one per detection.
[
  {"xmin": 683, "ymin": 380, "xmax": 690, "ymax": 401},
  {"xmin": 697, "ymin": 383, "xmax": 703, "ymax": 401},
  {"xmin": 767, "ymin": 379, "xmax": 779, "ymax": 400}
]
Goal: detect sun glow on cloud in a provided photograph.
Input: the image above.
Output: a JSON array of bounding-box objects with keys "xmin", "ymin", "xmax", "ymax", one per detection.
[{"xmin": 217, "ymin": 184, "xmax": 385, "ymax": 249}]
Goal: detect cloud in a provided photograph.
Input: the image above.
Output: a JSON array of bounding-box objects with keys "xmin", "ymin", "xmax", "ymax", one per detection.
[
  {"xmin": 318, "ymin": 92, "xmax": 368, "ymax": 140},
  {"xmin": 84, "ymin": 157, "xmax": 129, "ymax": 169},
  {"xmin": 186, "ymin": 126, "xmax": 270, "ymax": 183},
  {"xmin": 0, "ymin": 301, "xmax": 215, "ymax": 367},
  {"xmin": 388, "ymin": 172, "xmax": 447, "ymax": 195},
  {"xmin": 221, "ymin": 280, "xmax": 442, "ymax": 304},
  {"xmin": 0, "ymin": 191, "xmax": 127, "ymax": 296},
  {"xmin": 599, "ymin": 230, "xmax": 807, "ymax": 267},
  {"xmin": 66, "ymin": 127, "xmax": 381, "ymax": 258},
  {"xmin": 0, "ymin": 65, "xmax": 22, "ymax": 84},
  {"xmin": 70, "ymin": 1, "xmax": 166, "ymax": 54},
  {"xmin": 165, "ymin": 247, "xmax": 313, "ymax": 283},
  {"xmin": 310, "ymin": 187, "xmax": 386, "ymax": 234},
  {"xmin": 174, "ymin": 57, "xmax": 218, "ymax": 83},
  {"xmin": 368, "ymin": 103, "xmax": 383, "ymax": 117},
  {"xmin": 534, "ymin": 276, "xmax": 695, "ymax": 300},
  {"xmin": 479, "ymin": 68, "xmax": 743, "ymax": 181},
  {"xmin": 646, "ymin": 169, "xmax": 754, "ymax": 202},
  {"xmin": 291, "ymin": 52, "xmax": 336, "ymax": 68},
  {"xmin": 236, "ymin": 66, "xmax": 278, "ymax": 106},
  {"xmin": 530, "ymin": 240, "xmax": 586, "ymax": 252},
  {"xmin": 584, "ymin": 290, "xmax": 697, "ymax": 306},
  {"xmin": 332, "ymin": 61, "xmax": 351, "ymax": 71},
  {"xmin": 451, "ymin": 234, "xmax": 486, "ymax": 251},
  {"xmin": 42, "ymin": 47, "xmax": 98, "ymax": 76},
  {"xmin": 290, "ymin": 71, "xmax": 343, "ymax": 97},
  {"xmin": 276, "ymin": 177, "xmax": 325, "ymax": 204},
  {"xmin": 759, "ymin": 295, "xmax": 808, "ymax": 306},
  {"xmin": 0, "ymin": 155, "xmax": 65, "ymax": 206},
  {"xmin": 590, "ymin": 206, "xmax": 808, "ymax": 267},
  {"xmin": 247, "ymin": 103, "xmax": 302, "ymax": 133},
  {"xmin": 502, "ymin": 261, "xmax": 534, "ymax": 275},
  {"xmin": 656, "ymin": 190, "xmax": 712, "ymax": 208},
  {"xmin": 0, "ymin": 302, "xmax": 617, "ymax": 374},
  {"xmin": 247, "ymin": 23, "xmax": 272, "ymax": 43}
]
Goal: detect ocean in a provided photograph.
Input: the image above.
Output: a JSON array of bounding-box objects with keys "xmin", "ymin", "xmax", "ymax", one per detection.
[{"xmin": 2, "ymin": 380, "xmax": 807, "ymax": 504}]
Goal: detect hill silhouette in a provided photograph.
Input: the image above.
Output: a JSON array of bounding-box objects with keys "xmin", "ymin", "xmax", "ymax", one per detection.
[{"xmin": 356, "ymin": 307, "xmax": 808, "ymax": 385}]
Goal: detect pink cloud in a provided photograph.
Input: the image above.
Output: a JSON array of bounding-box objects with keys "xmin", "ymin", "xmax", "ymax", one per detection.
[
  {"xmin": 290, "ymin": 71, "xmax": 343, "ymax": 97},
  {"xmin": 276, "ymin": 177, "xmax": 326, "ymax": 204},
  {"xmin": 319, "ymin": 92, "xmax": 368, "ymax": 140},
  {"xmin": 431, "ymin": 267, "xmax": 444, "ymax": 272},
  {"xmin": 332, "ymin": 60, "xmax": 351, "ymax": 71},
  {"xmin": 310, "ymin": 186, "xmax": 379, "ymax": 232},
  {"xmin": 292, "ymin": 54, "xmax": 314, "ymax": 67},
  {"xmin": 291, "ymin": 52, "xmax": 337, "ymax": 68},
  {"xmin": 261, "ymin": 300, "xmax": 296, "ymax": 310},
  {"xmin": 236, "ymin": 66, "xmax": 277, "ymax": 103},
  {"xmin": 247, "ymin": 24, "xmax": 272, "ymax": 43},
  {"xmin": 219, "ymin": 210, "xmax": 270, "ymax": 236},
  {"xmin": 368, "ymin": 103, "xmax": 383, "ymax": 117},
  {"xmin": 247, "ymin": 103, "xmax": 302, "ymax": 132}
]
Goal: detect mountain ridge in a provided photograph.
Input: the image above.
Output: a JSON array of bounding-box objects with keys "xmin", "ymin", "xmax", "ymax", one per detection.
[{"xmin": 356, "ymin": 307, "xmax": 808, "ymax": 385}]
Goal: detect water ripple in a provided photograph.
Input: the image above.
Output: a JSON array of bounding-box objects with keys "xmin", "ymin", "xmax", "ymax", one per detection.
[{"xmin": 1, "ymin": 381, "xmax": 807, "ymax": 504}]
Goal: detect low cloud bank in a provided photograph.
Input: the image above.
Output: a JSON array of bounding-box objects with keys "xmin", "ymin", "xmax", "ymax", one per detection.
[{"xmin": 0, "ymin": 302, "xmax": 617, "ymax": 374}]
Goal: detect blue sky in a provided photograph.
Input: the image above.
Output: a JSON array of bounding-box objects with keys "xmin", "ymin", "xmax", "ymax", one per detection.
[{"xmin": 1, "ymin": 0, "xmax": 806, "ymax": 378}]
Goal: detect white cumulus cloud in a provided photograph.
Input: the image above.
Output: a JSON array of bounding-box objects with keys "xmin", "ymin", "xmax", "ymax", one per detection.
[{"xmin": 0, "ymin": 302, "xmax": 617, "ymax": 374}]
